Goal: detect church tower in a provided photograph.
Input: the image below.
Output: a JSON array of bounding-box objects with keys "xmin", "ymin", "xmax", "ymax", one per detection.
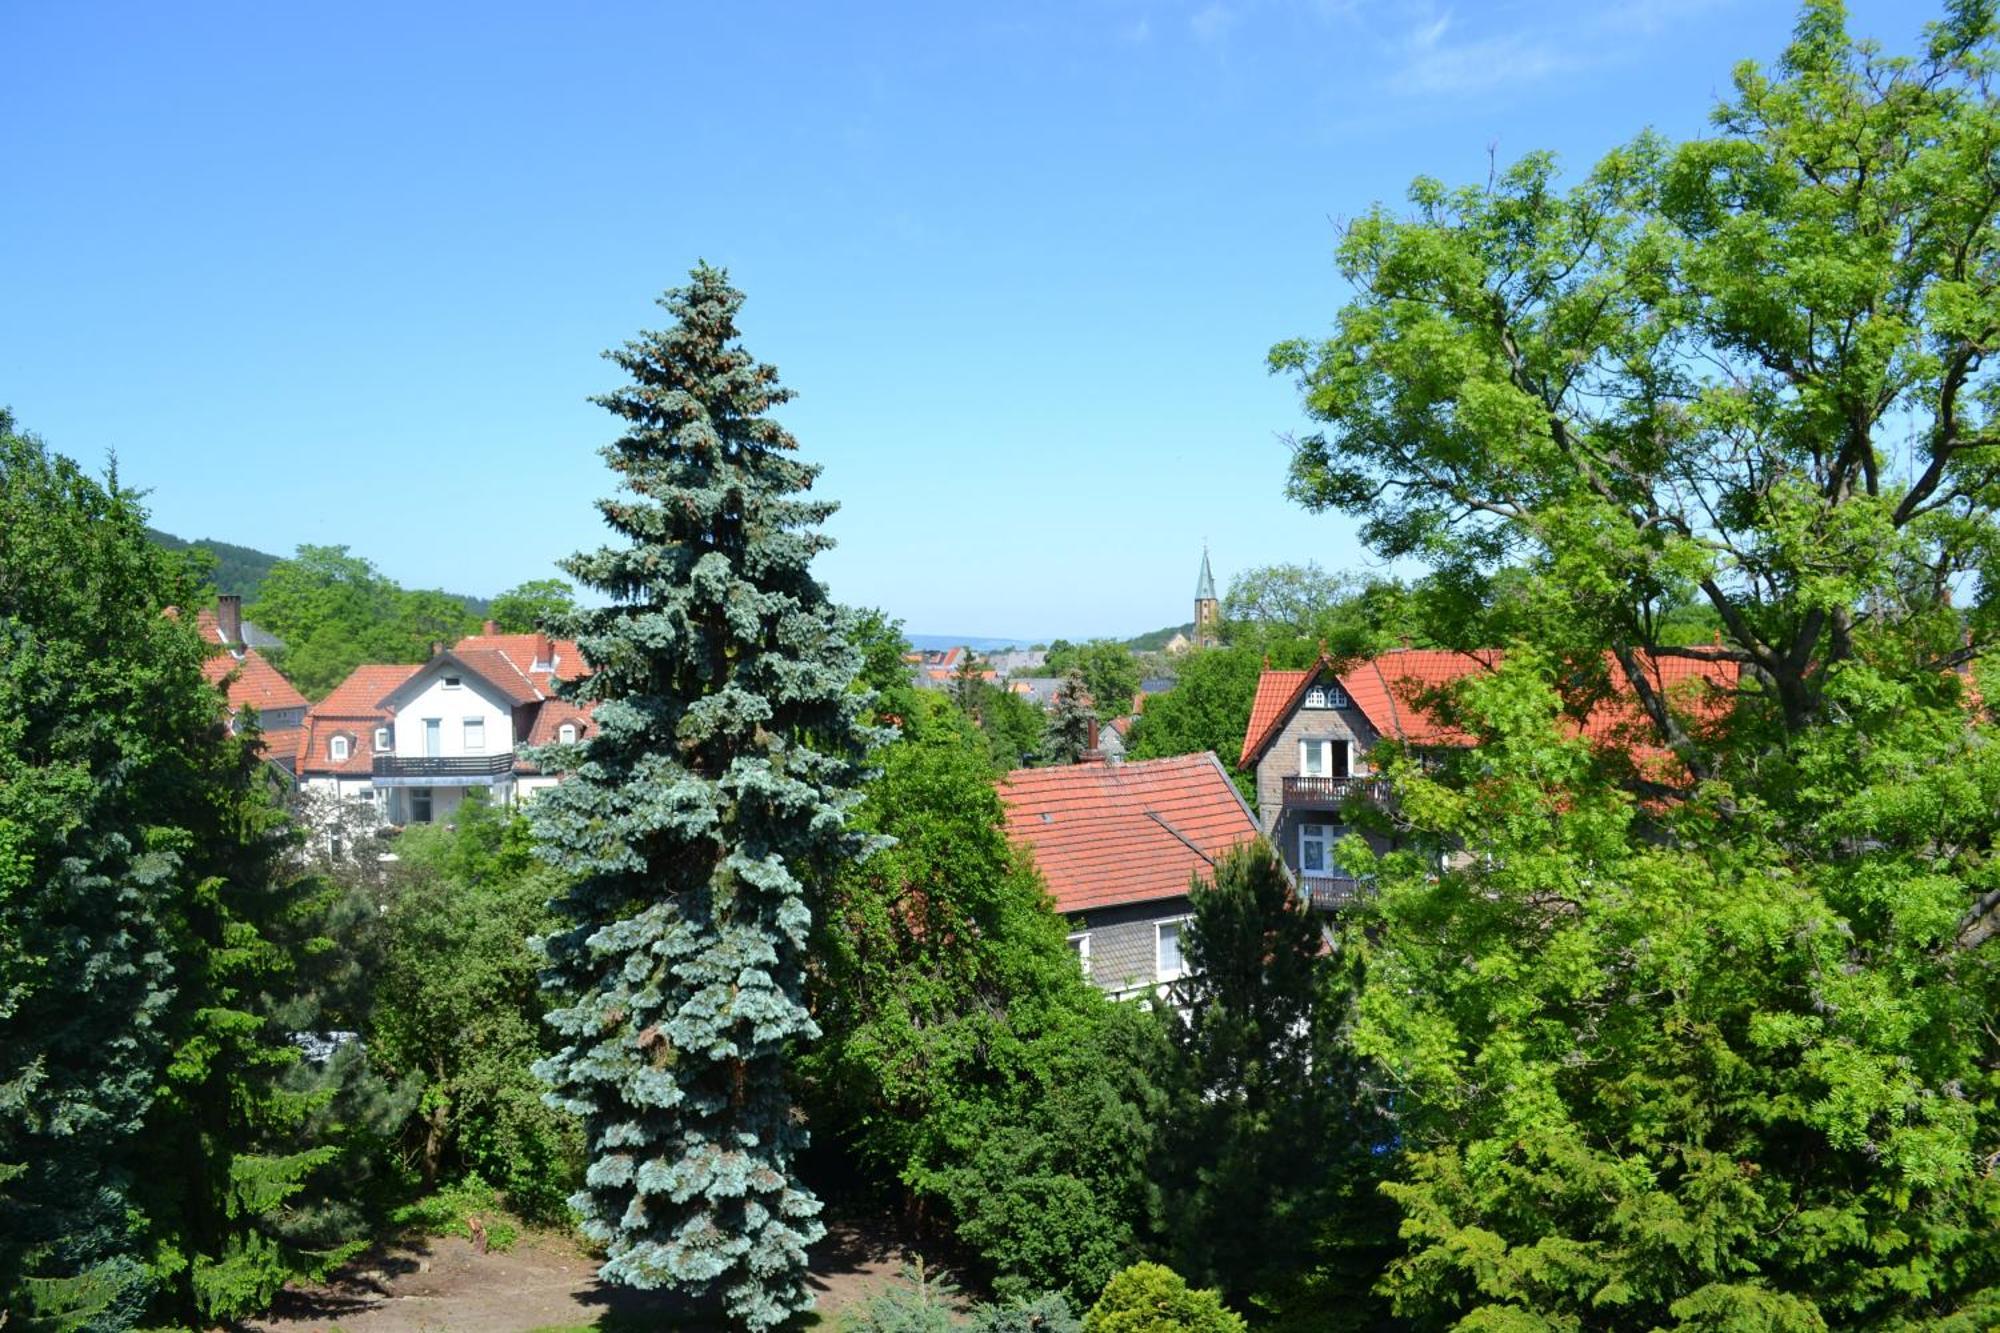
[{"xmin": 1193, "ymin": 547, "xmax": 1220, "ymax": 648}]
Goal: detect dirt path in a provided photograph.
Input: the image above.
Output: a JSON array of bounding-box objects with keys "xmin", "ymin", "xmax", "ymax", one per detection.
[{"xmin": 245, "ymin": 1222, "xmax": 914, "ymax": 1332}]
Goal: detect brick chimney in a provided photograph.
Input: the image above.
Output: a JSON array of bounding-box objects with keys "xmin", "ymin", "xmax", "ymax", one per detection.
[
  {"xmin": 483, "ymin": 619, "xmax": 499, "ymax": 635},
  {"xmin": 216, "ymin": 594, "xmax": 243, "ymax": 648},
  {"xmin": 1078, "ymin": 717, "xmax": 1106, "ymax": 765}
]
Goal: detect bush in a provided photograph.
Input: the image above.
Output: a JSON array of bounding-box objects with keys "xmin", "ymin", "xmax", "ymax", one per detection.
[
  {"xmin": 390, "ymin": 1175, "xmax": 522, "ymax": 1252},
  {"xmin": 971, "ymin": 1292, "xmax": 1082, "ymax": 1333},
  {"xmin": 1082, "ymin": 1264, "xmax": 1245, "ymax": 1333},
  {"xmin": 840, "ymin": 1262, "xmax": 962, "ymax": 1333}
]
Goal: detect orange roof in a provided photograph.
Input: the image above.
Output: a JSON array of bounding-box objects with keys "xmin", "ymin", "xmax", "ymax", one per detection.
[
  {"xmin": 1239, "ymin": 649, "xmax": 1737, "ymax": 772},
  {"xmin": 316, "ymin": 663, "xmax": 421, "ymax": 719},
  {"xmin": 997, "ymin": 753, "xmax": 1263, "ymax": 914},
  {"xmin": 453, "ymin": 631, "xmax": 589, "ymax": 685},
  {"xmin": 202, "ymin": 649, "xmax": 309, "ymax": 715},
  {"xmin": 387, "ymin": 649, "xmax": 543, "ymax": 707},
  {"xmin": 297, "ymin": 663, "xmax": 419, "ymax": 777}
]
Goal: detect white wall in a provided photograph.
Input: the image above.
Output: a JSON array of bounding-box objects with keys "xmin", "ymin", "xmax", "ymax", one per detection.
[{"xmin": 388, "ymin": 672, "xmax": 519, "ymax": 757}]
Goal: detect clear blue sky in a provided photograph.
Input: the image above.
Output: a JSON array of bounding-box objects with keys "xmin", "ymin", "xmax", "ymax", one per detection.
[{"xmin": 0, "ymin": 0, "xmax": 1924, "ymax": 641}]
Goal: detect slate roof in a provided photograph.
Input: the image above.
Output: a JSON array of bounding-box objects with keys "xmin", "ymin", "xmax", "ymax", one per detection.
[{"xmin": 997, "ymin": 753, "xmax": 1263, "ymax": 914}]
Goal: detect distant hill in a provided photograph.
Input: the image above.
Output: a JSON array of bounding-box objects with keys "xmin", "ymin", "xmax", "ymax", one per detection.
[
  {"xmin": 147, "ymin": 529, "xmax": 492, "ymax": 616},
  {"xmin": 1123, "ymin": 623, "xmax": 1194, "ymax": 652},
  {"xmin": 146, "ymin": 528, "xmax": 284, "ymax": 599},
  {"xmin": 906, "ymin": 633, "xmax": 1038, "ymax": 653}
]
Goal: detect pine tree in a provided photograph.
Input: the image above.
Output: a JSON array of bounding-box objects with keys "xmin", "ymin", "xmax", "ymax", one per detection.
[
  {"xmin": 1041, "ymin": 668, "xmax": 1096, "ymax": 765},
  {"xmin": 532, "ymin": 265, "xmax": 879, "ymax": 1330}
]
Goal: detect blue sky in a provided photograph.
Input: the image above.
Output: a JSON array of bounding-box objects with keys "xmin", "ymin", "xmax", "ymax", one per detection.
[{"xmin": 1, "ymin": 0, "xmax": 1924, "ymax": 641}]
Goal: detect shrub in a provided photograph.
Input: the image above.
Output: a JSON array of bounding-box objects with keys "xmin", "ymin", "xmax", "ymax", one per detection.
[
  {"xmin": 840, "ymin": 1262, "xmax": 962, "ymax": 1333},
  {"xmin": 1082, "ymin": 1264, "xmax": 1245, "ymax": 1333},
  {"xmin": 971, "ymin": 1292, "xmax": 1082, "ymax": 1333}
]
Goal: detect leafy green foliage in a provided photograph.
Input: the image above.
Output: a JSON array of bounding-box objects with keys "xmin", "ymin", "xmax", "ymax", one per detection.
[
  {"xmin": 1041, "ymin": 641, "xmax": 1141, "ymax": 720},
  {"xmin": 839, "ymin": 1262, "xmax": 962, "ymax": 1333},
  {"xmin": 368, "ymin": 797, "xmax": 580, "ymax": 1221},
  {"xmin": 1041, "ymin": 669, "xmax": 1097, "ymax": 765},
  {"xmin": 1081, "ymin": 1264, "xmax": 1245, "ymax": 1333},
  {"xmin": 1343, "ymin": 652, "xmax": 2000, "ymax": 1328},
  {"xmin": 145, "ymin": 527, "xmax": 283, "ymax": 599},
  {"xmin": 968, "ymin": 1292, "xmax": 1081, "ymax": 1333},
  {"xmin": 488, "ymin": 578, "xmax": 579, "ymax": 634},
  {"xmin": 247, "ymin": 544, "xmax": 482, "ymax": 698},
  {"xmin": 1124, "ymin": 645, "xmax": 1264, "ymax": 800},
  {"xmin": 1272, "ymin": 1, "xmax": 2000, "ymax": 762},
  {"xmin": 532, "ymin": 266, "xmax": 878, "ymax": 1330},
  {"xmin": 390, "ymin": 1175, "xmax": 524, "ymax": 1253},
  {"xmin": 805, "ymin": 706, "xmax": 1163, "ymax": 1305}
]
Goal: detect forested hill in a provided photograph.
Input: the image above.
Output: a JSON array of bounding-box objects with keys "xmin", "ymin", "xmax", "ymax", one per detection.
[
  {"xmin": 1123, "ymin": 622, "xmax": 1193, "ymax": 651},
  {"xmin": 147, "ymin": 527, "xmax": 491, "ymax": 615},
  {"xmin": 145, "ymin": 528, "xmax": 283, "ymax": 598}
]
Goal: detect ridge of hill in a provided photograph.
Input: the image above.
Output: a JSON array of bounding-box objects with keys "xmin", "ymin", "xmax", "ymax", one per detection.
[{"xmin": 146, "ymin": 528, "xmax": 492, "ymax": 615}]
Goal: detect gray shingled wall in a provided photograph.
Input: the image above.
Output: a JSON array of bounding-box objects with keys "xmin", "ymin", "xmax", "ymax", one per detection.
[{"xmin": 1069, "ymin": 895, "xmax": 1193, "ymax": 996}]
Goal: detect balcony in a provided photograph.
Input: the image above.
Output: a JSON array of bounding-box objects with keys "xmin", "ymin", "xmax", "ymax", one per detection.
[
  {"xmin": 1282, "ymin": 775, "xmax": 1392, "ymax": 807},
  {"xmin": 371, "ymin": 751, "xmax": 516, "ymax": 785},
  {"xmin": 1299, "ymin": 875, "xmax": 1369, "ymax": 912}
]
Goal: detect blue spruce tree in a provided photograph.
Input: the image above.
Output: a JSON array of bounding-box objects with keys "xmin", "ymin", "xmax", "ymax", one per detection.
[{"xmin": 533, "ymin": 265, "xmax": 879, "ymax": 1330}]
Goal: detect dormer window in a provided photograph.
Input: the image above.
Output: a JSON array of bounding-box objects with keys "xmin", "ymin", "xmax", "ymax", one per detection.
[
  {"xmin": 442, "ymin": 674, "xmax": 463, "ymax": 690},
  {"xmin": 558, "ymin": 723, "xmax": 578, "ymax": 744},
  {"xmin": 329, "ymin": 735, "xmax": 351, "ymax": 762},
  {"xmin": 374, "ymin": 726, "xmax": 391, "ymax": 751},
  {"xmin": 1304, "ymin": 682, "xmax": 1348, "ymax": 710}
]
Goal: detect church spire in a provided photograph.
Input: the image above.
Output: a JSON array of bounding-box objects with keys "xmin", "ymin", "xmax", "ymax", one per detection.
[
  {"xmin": 1193, "ymin": 546, "xmax": 1220, "ymax": 648},
  {"xmin": 1195, "ymin": 546, "xmax": 1217, "ymax": 602}
]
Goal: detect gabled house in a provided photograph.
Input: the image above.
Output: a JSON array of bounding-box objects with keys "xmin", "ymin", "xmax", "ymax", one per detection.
[
  {"xmin": 197, "ymin": 594, "xmax": 309, "ymax": 770},
  {"xmin": 294, "ymin": 624, "xmax": 594, "ymax": 826},
  {"xmin": 997, "ymin": 752, "xmax": 1263, "ymax": 998},
  {"xmin": 1239, "ymin": 648, "xmax": 1738, "ymax": 907}
]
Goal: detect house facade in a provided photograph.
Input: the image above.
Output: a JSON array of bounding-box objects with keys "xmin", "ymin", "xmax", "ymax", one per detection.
[
  {"xmin": 996, "ymin": 752, "xmax": 1263, "ymax": 998},
  {"xmin": 1239, "ymin": 648, "xmax": 1738, "ymax": 907},
  {"xmin": 293, "ymin": 626, "xmax": 592, "ymax": 827}
]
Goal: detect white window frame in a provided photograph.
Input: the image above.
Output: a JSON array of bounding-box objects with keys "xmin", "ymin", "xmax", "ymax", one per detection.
[
  {"xmin": 442, "ymin": 674, "xmax": 463, "ymax": 690},
  {"xmin": 1299, "ymin": 821, "xmax": 1335, "ymax": 876},
  {"xmin": 329, "ymin": 734, "xmax": 350, "ymax": 762},
  {"xmin": 1305, "ymin": 681, "xmax": 1350, "ymax": 709},
  {"xmin": 1155, "ymin": 915, "xmax": 1192, "ymax": 983},
  {"xmin": 374, "ymin": 726, "xmax": 391, "ymax": 752},
  {"xmin": 1299, "ymin": 736, "xmax": 1349, "ymax": 778},
  {"xmin": 1067, "ymin": 929, "xmax": 1092, "ymax": 978},
  {"xmin": 463, "ymin": 716, "xmax": 485, "ymax": 752},
  {"xmin": 557, "ymin": 723, "xmax": 578, "ymax": 744}
]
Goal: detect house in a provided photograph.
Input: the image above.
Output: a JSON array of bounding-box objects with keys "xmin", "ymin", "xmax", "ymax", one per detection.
[
  {"xmin": 197, "ymin": 594, "xmax": 309, "ymax": 770},
  {"xmin": 1238, "ymin": 648, "xmax": 1738, "ymax": 908},
  {"xmin": 293, "ymin": 624, "xmax": 593, "ymax": 826},
  {"xmin": 997, "ymin": 752, "xmax": 1263, "ymax": 998}
]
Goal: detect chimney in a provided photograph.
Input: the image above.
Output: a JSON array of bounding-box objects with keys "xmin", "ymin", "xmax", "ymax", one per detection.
[
  {"xmin": 1079, "ymin": 717, "xmax": 1106, "ymax": 765},
  {"xmin": 430, "ymin": 641, "xmax": 445, "ymax": 657},
  {"xmin": 216, "ymin": 594, "xmax": 243, "ymax": 648},
  {"xmin": 483, "ymin": 619, "xmax": 499, "ymax": 635}
]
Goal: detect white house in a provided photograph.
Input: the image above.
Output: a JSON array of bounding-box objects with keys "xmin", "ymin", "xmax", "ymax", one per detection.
[{"xmin": 293, "ymin": 627, "xmax": 592, "ymax": 827}]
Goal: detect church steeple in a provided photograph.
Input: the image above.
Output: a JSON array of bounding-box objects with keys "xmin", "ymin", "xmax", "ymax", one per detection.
[{"xmin": 1193, "ymin": 546, "xmax": 1220, "ymax": 648}]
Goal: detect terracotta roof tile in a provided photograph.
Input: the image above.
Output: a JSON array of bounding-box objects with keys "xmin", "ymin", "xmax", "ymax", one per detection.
[
  {"xmin": 202, "ymin": 649, "xmax": 309, "ymax": 715},
  {"xmin": 997, "ymin": 753, "xmax": 1263, "ymax": 914},
  {"xmin": 1239, "ymin": 668, "xmax": 1313, "ymax": 767}
]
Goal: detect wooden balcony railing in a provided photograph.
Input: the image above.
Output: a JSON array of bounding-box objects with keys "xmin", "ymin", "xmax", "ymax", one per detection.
[
  {"xmin": 1299, "ymin": 875, "xmax": 1369, "ymax": 912},
  {"xmin": 1282, "ymin": 775, "xmax": 1392, "ymax": 806},
  {"xmin": 371, "ymin": 752, "xmax": 516, "ymax": 780}
]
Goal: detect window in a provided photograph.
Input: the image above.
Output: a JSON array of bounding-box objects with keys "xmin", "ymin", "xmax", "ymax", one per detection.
[
  {"xmin": 557, "ymin": 723, "xmax": 578, "ymax": 744},
  {"xmin": 463, "ymin": 717, "xmax": 485, "ymax": 751},
  {"xmin": 1299, "ymin": 822, "xmax": 1333, "ymax": 875},
  {"xmin": 1299, "ymin": 737, "xmax": 1349, "ymax": 778},
  {"xmin": 1156, "ymin": 918, "xmax": 1190, "ymax": 982},
  {"xmin": 1305, "ymin": 681, "xmax": 1350, "ymax": 709},
  {"xmin": 329, "ymin": 735, "xmax": 350, "ymax": 762},
  {"xmin": 1067, "ymin": 930, "xmax": 1092, "ymax": 978},
  {"xmin": 442, "ymin": 674, "xmax": 463, "ymax": 690},
  {"xmin": 374, "ymin": 726, "xmax": 391, "ymax": 751},
  {"xmin": 409, "ymin": 788, "xmax": 433, "ymax": 824}
]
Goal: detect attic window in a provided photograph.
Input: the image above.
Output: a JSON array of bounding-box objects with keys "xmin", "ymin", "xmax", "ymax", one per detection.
[
  {"xmin": 442, "ymin": 675, "xmax": 463, "ymax": 690},
  {"xmin": 558, "ymin": 723, "xmax": 578, "ymax": 744},
  {"xmin": 1304, "ymin": 683, "xmax": 1348, "ymax": 709},
  {"xmin": 374, "ymin": 726, "xmax": 391, "ymax": 751},
  {"xmin": 329, "ymin": 735, "xmax": 350, "ymax": 762}
]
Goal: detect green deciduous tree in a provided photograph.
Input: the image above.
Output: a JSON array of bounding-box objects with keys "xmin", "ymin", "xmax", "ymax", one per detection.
[
  {"xmin": 1043, "ymin": 641, "xmax": 1142, "ymax": 721},
  {"xmin": 488, "ymin": 578, "xmax": 579, "ymax": 634},
  {"xmin": 531, "ymin": 266, "xmax": 878, "ymax": 1330},
  {"xmin": 1272, "ymin": 0, "xmax": 2000, "ymax": 772},
  {"xmin": 248, "ymin": 545, "xmax": 481, "ymax": 698},
  {"xmin": 1125, "ymin": 645, "xmax": 1265, "ymax": 801},
  {"xmin": 1344, "ymin": 652, "xmax": 2000, "ymax": 1329},
  {"xmin": 1082, "ymin": 1263, "xmax": 1246, "ymax": 1333},
  {"xmin": 805, "ymin": 693, "xmax": 1163, "ymax": 1305}
]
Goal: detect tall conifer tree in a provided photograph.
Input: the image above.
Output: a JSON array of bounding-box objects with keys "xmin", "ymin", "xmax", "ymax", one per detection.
[
  {"xmin": 532, "ymin": 266, "xmax": 877, "ymax": 1330},
  {"xmin": 1042, "ymin": 669, "xmax": 1097, "ymax": 765}
]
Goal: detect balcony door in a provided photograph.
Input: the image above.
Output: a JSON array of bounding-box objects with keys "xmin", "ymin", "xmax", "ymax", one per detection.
[
  {"xmin": 1299, "ymin": 821, "xmax": 1336, "ymax": 875},
  {"xmin": 1299, "ymin": 737, "xmax": 1349, "ymax": 778},
  {"xmin": 424, "ymin": 718, "xmax": 441, "ymax": 757}
]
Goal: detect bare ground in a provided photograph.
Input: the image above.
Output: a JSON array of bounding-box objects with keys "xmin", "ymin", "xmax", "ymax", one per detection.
[{"xmin": 242, "ymin": 1221, "xmax": 917, "ymax": 1332}]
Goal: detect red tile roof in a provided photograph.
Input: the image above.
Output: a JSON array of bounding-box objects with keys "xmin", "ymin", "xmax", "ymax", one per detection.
[
  {"xmin": 453, "ymin": 632, "xmax": 589, "ymax": 685},
  {"xmin": 298, "ymin": 664, "xmax": 420, "ymax": 777},
  {"xmin": 202, "ymin": 649, "xmax": 309, "ymax": 715},
  {"xmin": 997, "ymin": 753, "xmax": 1263, "ymax": 914},
  {"xmin": 386, "ymin": 649, "xmax": 544, "ymax": 707},
  {"xmin": 1239, "ymin": 649, "xmax": 1737, "ymax": 773}
]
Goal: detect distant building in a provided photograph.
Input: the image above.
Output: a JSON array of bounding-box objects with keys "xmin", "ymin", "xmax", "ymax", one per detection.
[
  {"xmin": 987, "ymin": 647, "xmax": 1049, "ymax": 677},
  {"xmin": 997, "ymin": 752, "xmax": 1264, "ymax": 999},
  {"xmin": 198, "ymin": 595, "xmax": 308, "ymax": 770},
  {"xmin": 1192, "ymin": 548, "xmax": 1220, "ymax": 649},
  {"xmin": 293, "ymin": 624, "xmax": 594, "ymax": 826}
]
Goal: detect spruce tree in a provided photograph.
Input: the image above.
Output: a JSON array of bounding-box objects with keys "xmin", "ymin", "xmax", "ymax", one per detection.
[
  {"xmin": 532, "ymin": 265, "xmax": 878, "ymax": 1330},
  {"xmin": 1041, "ymin": 668, "xmax": 1096, "ymax": 765}
]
